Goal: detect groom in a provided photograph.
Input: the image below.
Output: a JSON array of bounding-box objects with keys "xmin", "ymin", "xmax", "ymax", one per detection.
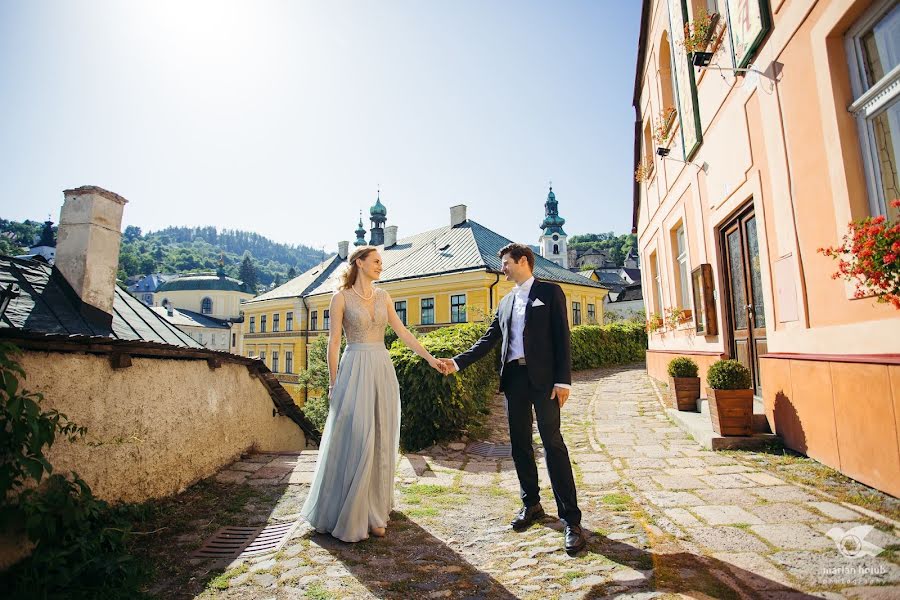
[{"xmin": 440, "ymin": 243, "xmax": 585, "ymax": 554}]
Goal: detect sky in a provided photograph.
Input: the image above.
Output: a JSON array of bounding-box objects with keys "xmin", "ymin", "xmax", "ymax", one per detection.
[{"xmin": 0, "ymin": 0, "xmax": 642, "ymax": 252}]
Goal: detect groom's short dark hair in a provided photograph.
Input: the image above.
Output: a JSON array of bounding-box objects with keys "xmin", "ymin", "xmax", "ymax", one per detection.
[{"xmin": 498, "ymin": 243, "xmax": 535, "ymax": 270}]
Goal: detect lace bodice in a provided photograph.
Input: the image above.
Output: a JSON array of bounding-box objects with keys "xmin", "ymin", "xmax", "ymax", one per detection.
[{"xmin": 340, "ymin": 287, "xmax": 388, "ymax": 344}]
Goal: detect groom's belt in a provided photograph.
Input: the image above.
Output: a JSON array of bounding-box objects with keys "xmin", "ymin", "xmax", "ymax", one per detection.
[{"xmin": 506, "ymin": 357, "xmax": 527, "ymax": 366}]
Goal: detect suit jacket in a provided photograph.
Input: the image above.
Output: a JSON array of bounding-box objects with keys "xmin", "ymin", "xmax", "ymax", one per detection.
[{"xmin": 453, "ymin": 278, "xmax": 572, "ymax": 390}]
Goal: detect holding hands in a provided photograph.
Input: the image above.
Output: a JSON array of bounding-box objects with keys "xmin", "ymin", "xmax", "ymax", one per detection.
[{"xmin": 426, "ymin": 356, "xmax": 458, "ymax": 375}]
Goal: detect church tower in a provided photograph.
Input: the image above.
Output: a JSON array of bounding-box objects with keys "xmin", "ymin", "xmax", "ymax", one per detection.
[
  {"xmin": 353, "ymin": 212, "xmax": 367, "ymax": 247},
  {"xmin": 30, "ymin": 219, "xmax": 57, "ymax": 263},
  {"xmin": 369, "ymin": 190, "xmax": 387, "ymax": 246},
  {"xmin": 538, "ymin": 185, "xmax": 568, "ymax": 268}
]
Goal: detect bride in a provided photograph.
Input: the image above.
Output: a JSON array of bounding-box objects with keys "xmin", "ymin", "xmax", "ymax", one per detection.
[{"xmin": 300, "ymin": 246, "xmax": 445, "ymax": 542}]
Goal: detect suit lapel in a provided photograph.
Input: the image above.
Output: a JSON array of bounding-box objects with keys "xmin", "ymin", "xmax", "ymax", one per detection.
[
  {"xmin": 501, "ymin": 293, "xmax": 515, "ymax": 362},
  {"xmin": 524, "ymin": 278, "xmax": 540, "ymax": 327}
]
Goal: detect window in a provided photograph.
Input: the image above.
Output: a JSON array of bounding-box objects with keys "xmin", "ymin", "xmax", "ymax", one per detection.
[
  {"xmin": 659, "ymin": 32, "xmax": 676, "ymax": 126},
  {"xmin": 285, "ymin": 351, "xmax": 293, "ymax": 374},
  {"xmin": 231, "ymin": 333, "xmax": 236, "ymax": 348},
  {"xmin": 553, "ymin": 243, "xmax": 559, "ymax": 254},
  {"xmin": 272, "ymin": 351, "xmax": 279, "ymax": 373},
  {"xmin": 260, "ymin": 315, "xmax": 267, "ymax": 333},
  {"xmin": 310, "ymin": 310, "xmax": 318, "ymax": 331},
  {"xmin": 249, "ymin": 316, "xmax": 256, "ymax": 333},
  {"xmin": 847, "ymin": 1, "xmax": 900, "ymax": 221},
  {"xmin": 421, "ymin": 298, "xmax": 434, "ymax": 325},
  {"xmin": 394, "ymin": 300, "xmax": 407, "ymax": 325},
  {"xmin": 323, "ymin": 309, "xmax": 330, "ymax": 330},
  {"xmin": 642, "ymin": 121, "xmax": 654, "ymax": 176},
  {"xmin": 587, "ymin": 303, "xmax": 596, "ymax": 323},
  {"xmin": 273, "ymin": 313, "xmax": 280, "ymax": 332},
  {"xmin": 201, "ymin": 297, "xmax": 212, "ymax": 315},
  {"xmin": 259, "ymin": 350, "xmax": 266, "ymax": 365},
  {"xmin": 674, "ymin": 224, "xmax": 691, "ymax": 309},
  {"xmin": 143, "ymin": 294, "xmax": 153, "ymax": 305},
  {"xmin": 650, "ymin": 251, "xmax": 663, "ymax": 313},
  {"xmin": 286, "ymin": 311, "xmax": 293, "ymax": 331},
  {"xmin": 573, "ymin": 301, "xmax": 582, "ymax": 325},
  {"xmin": 450, "ymin": 294, "xmax": 467, "ymax": 323},
  {"xmin": 690, "ymin": 0, "xmax": 718, "ymax": 18}
]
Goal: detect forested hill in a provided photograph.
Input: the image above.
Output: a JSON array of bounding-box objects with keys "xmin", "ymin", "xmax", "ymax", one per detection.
[
  {"xmin": 568, "ymin": 232, "xmax": 637, "ymax": 266},
  {"xmin": 0, "ymin": 219, "xmax": 327, "ymax": 290}
]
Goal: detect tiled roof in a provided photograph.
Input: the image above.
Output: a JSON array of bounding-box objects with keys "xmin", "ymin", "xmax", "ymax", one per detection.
[
  {"xmin": 244, "ymin": 256, "xmax": 344, "ymax": 304},
  {"xmin": 0, "ymin": 256, "xmax": 202, "ymax": 348},
  {"xmin": 296, "ymin": 220, "xmax": 605, "ymax": 298},
  {"xmin": 156, "ymin": 274, "xmax": 255, "ymax": 294},
  {"xmin": 622, "ymin": 268, "xmax": 641, "ymax": 281},
  {"xmin": 593, "ymin": 271, "xmax": 628, "ymax": 287},
  {"xmin": 611, "ymin": 284, "xmax": 643, "ymax": 302},
  {"xmin": 151, "ymin": 307, "xmax": 232, "ymax": 330}
]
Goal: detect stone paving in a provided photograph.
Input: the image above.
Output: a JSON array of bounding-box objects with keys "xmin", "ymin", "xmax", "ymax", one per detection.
[{"xmin": 189, "ymin": 365, "xmax": 900, "ymax": 599}]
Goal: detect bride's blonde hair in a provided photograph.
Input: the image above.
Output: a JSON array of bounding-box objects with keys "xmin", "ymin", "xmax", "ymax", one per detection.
[{"xmin": 341, "ymin": 246, "xmax": 378, "ymax": 290}]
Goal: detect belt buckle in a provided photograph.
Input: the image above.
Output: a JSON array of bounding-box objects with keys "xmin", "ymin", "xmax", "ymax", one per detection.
[{"xmin": 516, "ymin": 357, "xmax": 526, "ymax": 366}]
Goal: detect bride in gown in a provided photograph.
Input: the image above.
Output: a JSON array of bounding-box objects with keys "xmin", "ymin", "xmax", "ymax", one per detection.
[{"xmin": 300, "ymin": 246, "xmax": 445, "ymax": 542}]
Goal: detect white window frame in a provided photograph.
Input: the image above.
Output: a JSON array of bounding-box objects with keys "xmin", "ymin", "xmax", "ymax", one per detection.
[
  {"xmin": 675, "ymin": 225, "xmax": 691, "ymax": 309},
  {"xmin": 845, "ymin": 0, "xmax": 900, "ymax": 218}
]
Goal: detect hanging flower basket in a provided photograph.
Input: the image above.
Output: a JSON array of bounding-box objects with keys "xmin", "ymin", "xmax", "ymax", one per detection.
[
  {"xmin": 653, "ymin": 107, "xmax": 678, "ymax": 144},
  {"xmin": 634, "ymin": 160, "xmax": 654, "ymax": 183},
  {"xmin": 681, "ymin": 11, "xmax": 721, "ymax": 54},
  {"xmin": 818, "ymin": 199, "xmax": 900, "ymax": 309}
]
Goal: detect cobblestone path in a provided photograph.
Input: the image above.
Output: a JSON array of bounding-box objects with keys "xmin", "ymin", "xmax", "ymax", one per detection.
[{"xmin": 182, "ymin": 365, "xmax": 899, "ymax": 599}]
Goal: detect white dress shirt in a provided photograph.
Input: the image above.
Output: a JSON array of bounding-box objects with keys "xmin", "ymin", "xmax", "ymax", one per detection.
[{"xmin": 453, "ymin": 276, "xmax": 569, "ymax": 389}]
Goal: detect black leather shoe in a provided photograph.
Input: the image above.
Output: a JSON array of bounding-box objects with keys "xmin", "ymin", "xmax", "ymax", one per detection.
[
  {"xmin": 565, "ymin": 524, "xmax": 586, "ymax": 555},
  {"xmin": 511, "ymin": 503, "xmax": 546, "ymax": 531}
]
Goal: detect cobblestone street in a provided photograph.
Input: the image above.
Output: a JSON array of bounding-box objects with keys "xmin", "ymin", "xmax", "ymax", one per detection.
[{"xmin": 167, "ymin": 365, "xmax": 900, "ymax": 599}]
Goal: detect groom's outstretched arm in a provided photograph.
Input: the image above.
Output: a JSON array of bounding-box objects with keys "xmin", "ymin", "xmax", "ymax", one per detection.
[{"xmin": 449, "ymin": 312, "xmax": 502, "ymax": 372}]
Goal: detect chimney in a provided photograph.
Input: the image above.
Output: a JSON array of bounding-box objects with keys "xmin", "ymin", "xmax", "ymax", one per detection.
[
  {"xmin": 337, "ymin": 240, "xmax": 349, "ymax": 259},
  {"xmin": 384, "ymin": 225, "xmax": 398, "ymax": 248},
  {"xmin": 55, "ymin": 186, "xmax": 128, "ymax": 328},
  {"xmin": 450, "ymin": 204, "xmax": 467, "ymax": 227}
]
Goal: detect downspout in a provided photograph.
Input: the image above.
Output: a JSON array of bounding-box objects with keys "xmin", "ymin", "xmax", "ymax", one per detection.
[
  {"xmin": 301, "ymin": 295, "xmax": 309, "ymax": 405},
  {"xmin": 488, "ymin": 272, "xmax": 500, "ymax": 313}
]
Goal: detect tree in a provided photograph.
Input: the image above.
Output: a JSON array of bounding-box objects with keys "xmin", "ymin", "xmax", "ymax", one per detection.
[
  {"xmin": 122, "ymin": 225, "xmax": 142, "ymax": 243},
  {"xmin": 239, "ymin": 253, "xmax": 259, "ymax": 292},
  {"xmin": 287, "ymin": 266, "xmax": 297, "ymax": 279}
]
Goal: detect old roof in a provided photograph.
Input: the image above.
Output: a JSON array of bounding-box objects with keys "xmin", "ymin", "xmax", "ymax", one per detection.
[
  {"xmin": 0, "ymin": 255, "xmax": 202, "ymax": 348},
  {"xmin": 156, "ymin": 273, "xmax": 255, "ymax": 294},
  {"xmin": 245, "ymin": 256, "xmax": 343, "ymax": 304},
  {"xmin": 610, "ymin": 284, "xmax": 644, "ymax": 302},
  {"xmin": 127, "ymin": 273, "xmax": 175, "ymax": 294},
  {"xmin": 151, "ymin": 306, "xmax": 232, "ymax": 330},
  {"xmin": 622, "ymin": 267, "xmax": 641, "ymax": 282}
]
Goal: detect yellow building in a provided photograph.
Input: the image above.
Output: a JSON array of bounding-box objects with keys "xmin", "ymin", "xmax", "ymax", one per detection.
[{"xmin": 239, "ymin": 200, "xmax": 608, "ymax": 405}]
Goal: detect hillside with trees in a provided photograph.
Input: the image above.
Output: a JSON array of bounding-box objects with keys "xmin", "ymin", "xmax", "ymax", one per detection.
[
  {"xmin": 568, "ymin": 232, "xmax": 637, "ymax": 266},
  {"xmin": 0, "ymin": 219, "xmax": 326, "ymax": 290}
]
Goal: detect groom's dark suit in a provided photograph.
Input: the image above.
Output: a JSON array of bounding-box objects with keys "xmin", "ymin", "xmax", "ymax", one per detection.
[{"xmin": 453, "ymin": 278, "xmax": 581, "ymax": 527}]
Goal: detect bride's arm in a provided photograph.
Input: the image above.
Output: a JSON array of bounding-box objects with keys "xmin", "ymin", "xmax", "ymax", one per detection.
[
  {"xmin": 327, "ymin": 292, "xmax": 345, "ymax": 392},
  {"xmin": 384, "ymin": 291, "xmax": 444, "ymax": 371}
]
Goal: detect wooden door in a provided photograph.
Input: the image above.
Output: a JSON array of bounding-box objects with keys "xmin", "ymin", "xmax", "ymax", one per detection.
[{"xmin": 721, "ymin": 208, "xmax": 768, "ymax": 395}]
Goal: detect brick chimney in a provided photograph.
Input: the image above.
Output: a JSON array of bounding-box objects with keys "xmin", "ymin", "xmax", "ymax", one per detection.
[
  {"xmin": 384, "ymin": 225, "xmax": 398, "ymax": 248},
  {"xmin": 450, "ymin": 204, "xmax": 467, "ymax": 227},
  {"xmin": 55, "ymin": 186, "xmax": 128, "ymax": 327},
  {"xmin": 337, "ymin": 240, "xmax": 349, "ymax": 259}
]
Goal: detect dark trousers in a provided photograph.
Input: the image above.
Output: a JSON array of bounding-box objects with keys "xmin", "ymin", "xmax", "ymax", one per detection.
[{"xmin": 503, "ymin": 361, "xmax": 581, "ymax": 527}]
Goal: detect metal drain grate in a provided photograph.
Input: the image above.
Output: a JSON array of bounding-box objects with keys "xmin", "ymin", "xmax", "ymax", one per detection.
[
  {"xmin": 466, "ymin": 442, "xmax": 512, "ymax": 457},
  {"xmin": 192, "ymin": 521, "xmax": 297, "ymax": 560}
]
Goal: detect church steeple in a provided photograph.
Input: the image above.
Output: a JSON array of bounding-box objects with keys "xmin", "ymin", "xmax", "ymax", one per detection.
[
  {"xmin": 538, "ymin": 184, "xmax": 569, "ymax": 268},
  {"xmin": 369, "ymin": 189, "xmax": 387, "ymax": 246},
  {"xmin": 354, "ymin": 212, "xmax": 367, "ymax": 247},
  {"xmin": 30, "ymin": 218, "xmax": 57, "ymax": 263}
]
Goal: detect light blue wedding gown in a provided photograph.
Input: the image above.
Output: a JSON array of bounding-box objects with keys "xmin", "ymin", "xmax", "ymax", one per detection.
[{"xmin": 300, "ymin": 288, "xmax": 401, "ymax": 542}]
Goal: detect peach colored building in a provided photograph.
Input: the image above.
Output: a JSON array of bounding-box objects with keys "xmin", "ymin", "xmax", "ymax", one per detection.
[{"xmin": 633, "ymin": 0, "xmax": 900, "ymax": 496}]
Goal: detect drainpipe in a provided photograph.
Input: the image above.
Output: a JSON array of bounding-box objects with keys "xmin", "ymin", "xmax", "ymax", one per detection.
[
  {"xmin": 301, "ymin": 295, "xmax": 309, "ymax": 405},
  {"xmin": 488, "ymin": 272, "xmax": 500, "ymax": 312}
]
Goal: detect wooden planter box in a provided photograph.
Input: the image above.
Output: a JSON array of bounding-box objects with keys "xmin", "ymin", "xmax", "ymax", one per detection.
[
  {"xmin": 669, "ymin": 376, "xmax": 700, "ymax": 411},
  {"xmin": 707, "ymin": 388, "xmax": 753, "ymax": 436}
]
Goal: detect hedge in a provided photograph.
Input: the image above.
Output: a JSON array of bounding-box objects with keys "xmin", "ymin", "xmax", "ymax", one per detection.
[
  {"xmin": 391, "ymin": 322, "xmax": 499, "ymax": 451},
  {"xmin": 570, "ymin": 322, "xmax": 648, "ymax": 371}
]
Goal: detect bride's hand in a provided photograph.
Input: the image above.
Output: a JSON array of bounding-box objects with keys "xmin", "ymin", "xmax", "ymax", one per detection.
[{"xmin": 427, "ymin": 356, "xmax": 445, "ymax": 374}]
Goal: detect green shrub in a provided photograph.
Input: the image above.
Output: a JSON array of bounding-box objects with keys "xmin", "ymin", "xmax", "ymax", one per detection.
[
  {"xmin": 570, "ymin": 322, "xmax": 648, "ymax": 371},
  {"xmin": 0, "ymin": 343, "xmax": 144, "ymax": 598},
  {"xmin": 706, "ymin": 359, "xmax": 752, "ymax": 390},
  {"xmin": 667, "ymin": 356, "xmax": 699, "ymax": 378},
  {"xmin": 392, "ymin": 322, "xmax": 499, "ymax": 451}
]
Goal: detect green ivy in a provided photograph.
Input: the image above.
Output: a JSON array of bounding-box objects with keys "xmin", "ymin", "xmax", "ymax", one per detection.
[
  {"xmin": 570, "ymin": 322, "xmax": 648, "ymax": 370},
  {"xmin": 0, "ymin": 343, "xmax": 145, "ymax": 599}
]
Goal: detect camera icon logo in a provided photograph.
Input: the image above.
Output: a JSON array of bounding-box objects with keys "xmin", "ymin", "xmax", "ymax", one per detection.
[{"xmin": 825, "ymin": 525, "xmax": 885, "ymax": 559}]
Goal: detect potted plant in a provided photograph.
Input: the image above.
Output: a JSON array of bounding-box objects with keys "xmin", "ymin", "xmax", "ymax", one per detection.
[
  {"xmin": 646, "ymin": 312, "xmax": 663, "ymax": 334},
  {"xmin": 654, "ymin": 106, "xmax": 677, "ymax": 145},
  {"xmin": 680, "ymin": 10, "xmax": 721, "ymax": 67},
  {"xmin": 667, "ymin": 356, "xmax": 700, "ymax": 411},
  {"xmin": 706, "ymin": 359, "xmax": 753, "ymax": 436},
  {"xmin": 818, "ymin": 199, "xmax": 900, "ymax": 309},
  {"xmin": 634, "ymin": 159, "xmax": 654, "ymax": 183}
]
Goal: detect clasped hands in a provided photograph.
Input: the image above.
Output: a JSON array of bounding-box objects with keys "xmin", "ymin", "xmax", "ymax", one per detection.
[{"xmin": 427, "ymin": 356, "xmax": 458, "ymax": 375}]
